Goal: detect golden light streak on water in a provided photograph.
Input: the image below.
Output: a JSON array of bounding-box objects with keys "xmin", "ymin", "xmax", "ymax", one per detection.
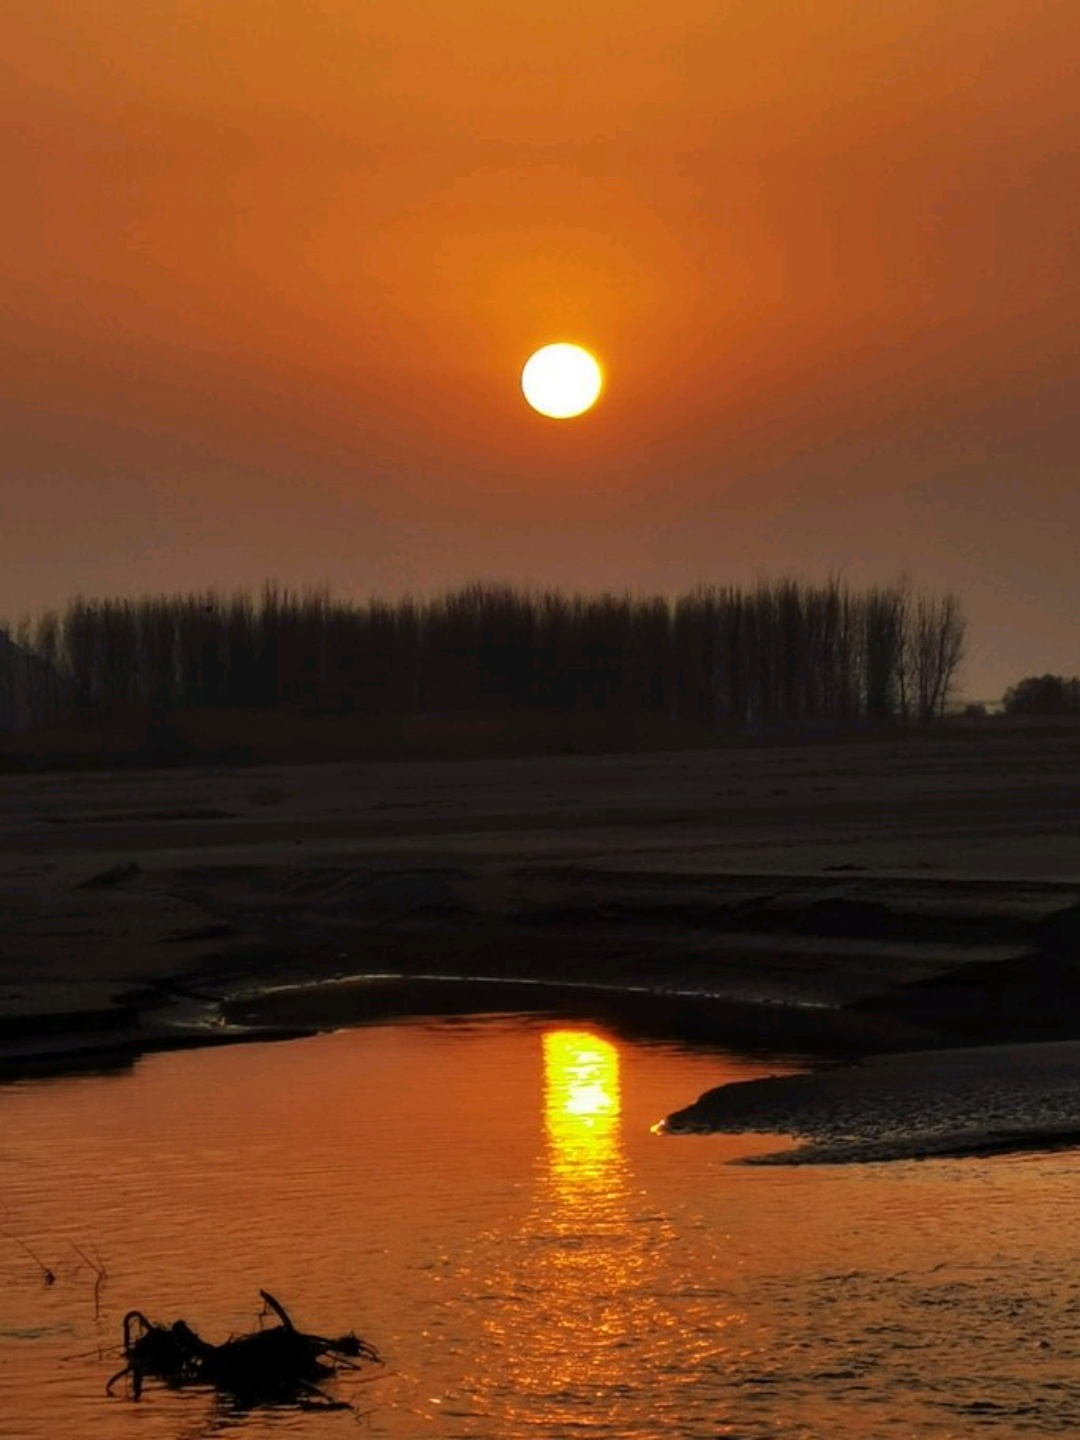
[
  {"xmin": 542, "ymin": 1028, "xmax": 623, "ymax": 1202},
  {"xmin": 469, "ymin": 1026, "xmax": 669, "ymax": 1423}
]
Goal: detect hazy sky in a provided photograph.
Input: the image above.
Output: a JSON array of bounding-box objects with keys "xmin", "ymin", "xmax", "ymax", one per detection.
[{"xmin": 3, "ymin": 0, "xmax": 1078, "ymax": 699}]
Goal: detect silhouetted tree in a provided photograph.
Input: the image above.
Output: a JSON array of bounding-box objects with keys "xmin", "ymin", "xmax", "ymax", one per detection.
[
  {"xmin": 1002, "ymin": 674, "xmax": 1080, "ymax": 715},
  {"xmin": 864, "ymin": 584, "xmax": 908, "ymax": 722},
  {"xmin": 4, "ymin": 576, "xmax": 969, "ymax": 737},
  {"xmin": 907, "ymin": 592, "xmax": 966, "ymax": 724}
]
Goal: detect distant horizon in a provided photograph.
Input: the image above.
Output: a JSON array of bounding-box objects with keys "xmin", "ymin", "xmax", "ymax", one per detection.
[
  {"xmin": 1, "ymin": 571, "xmax": 1071, "ymax": 705},
  {"xmin": 0, "ymin": 573, "xmax": 1008, "ymax": 725}
]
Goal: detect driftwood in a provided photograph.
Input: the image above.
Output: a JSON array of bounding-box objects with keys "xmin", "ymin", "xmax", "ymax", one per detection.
[{"xmin": 106, "ymin": 1290, "xmax": 380, "ymax": 1408}]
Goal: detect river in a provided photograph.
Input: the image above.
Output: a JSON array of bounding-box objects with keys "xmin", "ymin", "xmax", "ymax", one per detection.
[{"xmin": 2, "ymin": 1013, "xmax": 1079, "ymax": 1437}]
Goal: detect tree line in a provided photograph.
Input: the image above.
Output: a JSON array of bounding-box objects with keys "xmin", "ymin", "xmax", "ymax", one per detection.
[
  {"xmin": 1, "ymin": 578, "xmax": 966, "ymax": 733},
  {"xmin": 1002, "ymin": 674, "xmax": 1080, "ymax": 715}
]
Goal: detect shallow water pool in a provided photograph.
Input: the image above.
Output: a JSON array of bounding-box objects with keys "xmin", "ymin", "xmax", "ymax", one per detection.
[{"xmin": 2, "ymin": 1015, "xmax": 1079, "ymax": 1438}]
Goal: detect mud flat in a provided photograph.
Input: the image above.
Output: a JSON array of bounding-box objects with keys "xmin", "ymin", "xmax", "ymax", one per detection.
[
  {"xmin": 660, "ymin": 1037, "xmax": 1080, "ymax": 1164},
  {"xmin": 1, "ymin": 723, "xmax": 1079, "ymax": 1082}
]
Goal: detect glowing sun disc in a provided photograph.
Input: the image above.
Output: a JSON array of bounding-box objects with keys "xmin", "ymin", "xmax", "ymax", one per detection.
[{"xmin": 521, "ymin": 343, "xmax": 603, "ymax": 419}]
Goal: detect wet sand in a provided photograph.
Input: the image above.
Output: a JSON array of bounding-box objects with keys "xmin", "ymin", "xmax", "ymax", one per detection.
[
  {"xmin": 661, "ymin": 1036, "xmax": 1080, "ymax": 1163},
  {"xmin": 2, "ymin": 726, "xmax": 1080, "ymax": 1133}
]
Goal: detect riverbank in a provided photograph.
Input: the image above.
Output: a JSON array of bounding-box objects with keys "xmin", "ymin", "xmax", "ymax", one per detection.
[{"xmin": 2, "ymin": 725, "xmax": 1079, "ymax": 1081}]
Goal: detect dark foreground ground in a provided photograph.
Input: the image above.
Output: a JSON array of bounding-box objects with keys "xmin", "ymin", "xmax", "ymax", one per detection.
[{"xmin": 2, "ymin": 724, "xmax": 1079, "ymax": 1097}]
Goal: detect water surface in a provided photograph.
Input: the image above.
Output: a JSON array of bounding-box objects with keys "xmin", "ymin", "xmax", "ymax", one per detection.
[{"xmin": 2, "ymin": 1016, "xmax": 1079, "ymax": 1438}]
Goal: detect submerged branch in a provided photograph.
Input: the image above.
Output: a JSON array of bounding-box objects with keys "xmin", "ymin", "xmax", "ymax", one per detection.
[{"xmin": 106, "ymin": 1291, "xmax": 381, "ymax": 1410}]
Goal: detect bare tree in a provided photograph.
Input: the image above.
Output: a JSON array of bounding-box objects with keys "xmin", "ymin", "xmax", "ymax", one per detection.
[
  {"xmin": 5, "ymin": 577, "xmax": 971, "ymax": 740},
  {"xmin": 864, "ymin": 584, "xmax": 908, "ymax": 722},
  {"xmin": 908, "ymin": 592, "xmax": 966, "ymax": 725}
]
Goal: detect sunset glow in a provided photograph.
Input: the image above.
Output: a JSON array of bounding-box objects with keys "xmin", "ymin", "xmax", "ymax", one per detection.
[{"xmin": 3, "ymin": 0, "xmax": 1080, "ymax": 694}]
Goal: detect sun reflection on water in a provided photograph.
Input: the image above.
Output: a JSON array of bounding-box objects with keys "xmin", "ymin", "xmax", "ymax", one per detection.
[
  {"xmin": 542, "ymin": 1029, "xmax": 623, "ymax": 1202},
  {"xmin": 455, "ymin": 1024, "xmax": 742, "ymax": 1431}
]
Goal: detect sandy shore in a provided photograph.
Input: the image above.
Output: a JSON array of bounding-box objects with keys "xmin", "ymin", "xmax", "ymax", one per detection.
[{"xmin": 2, "ymin": 725, "xmax": 1079, "ymax": 1102}]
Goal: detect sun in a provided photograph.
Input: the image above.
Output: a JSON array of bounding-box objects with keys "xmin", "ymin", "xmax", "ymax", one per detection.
[{"xmin": 521, "ymin": 343, "xmax": 603, "ymax": 419}]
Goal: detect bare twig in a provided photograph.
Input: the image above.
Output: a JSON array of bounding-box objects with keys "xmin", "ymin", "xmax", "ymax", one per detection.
[
  {"xmin": 70, "ymin": 1240, "xmax": 107, "ymax": 1320},
  {"xmin": 9, "ymin": 1235, "xmax": 55, "ymax": 1286}
]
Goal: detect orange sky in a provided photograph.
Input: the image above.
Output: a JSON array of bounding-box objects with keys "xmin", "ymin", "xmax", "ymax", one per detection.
[{"xmin": 3, "ymin": 0, "xmax": 1078, "ymax": 697}]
